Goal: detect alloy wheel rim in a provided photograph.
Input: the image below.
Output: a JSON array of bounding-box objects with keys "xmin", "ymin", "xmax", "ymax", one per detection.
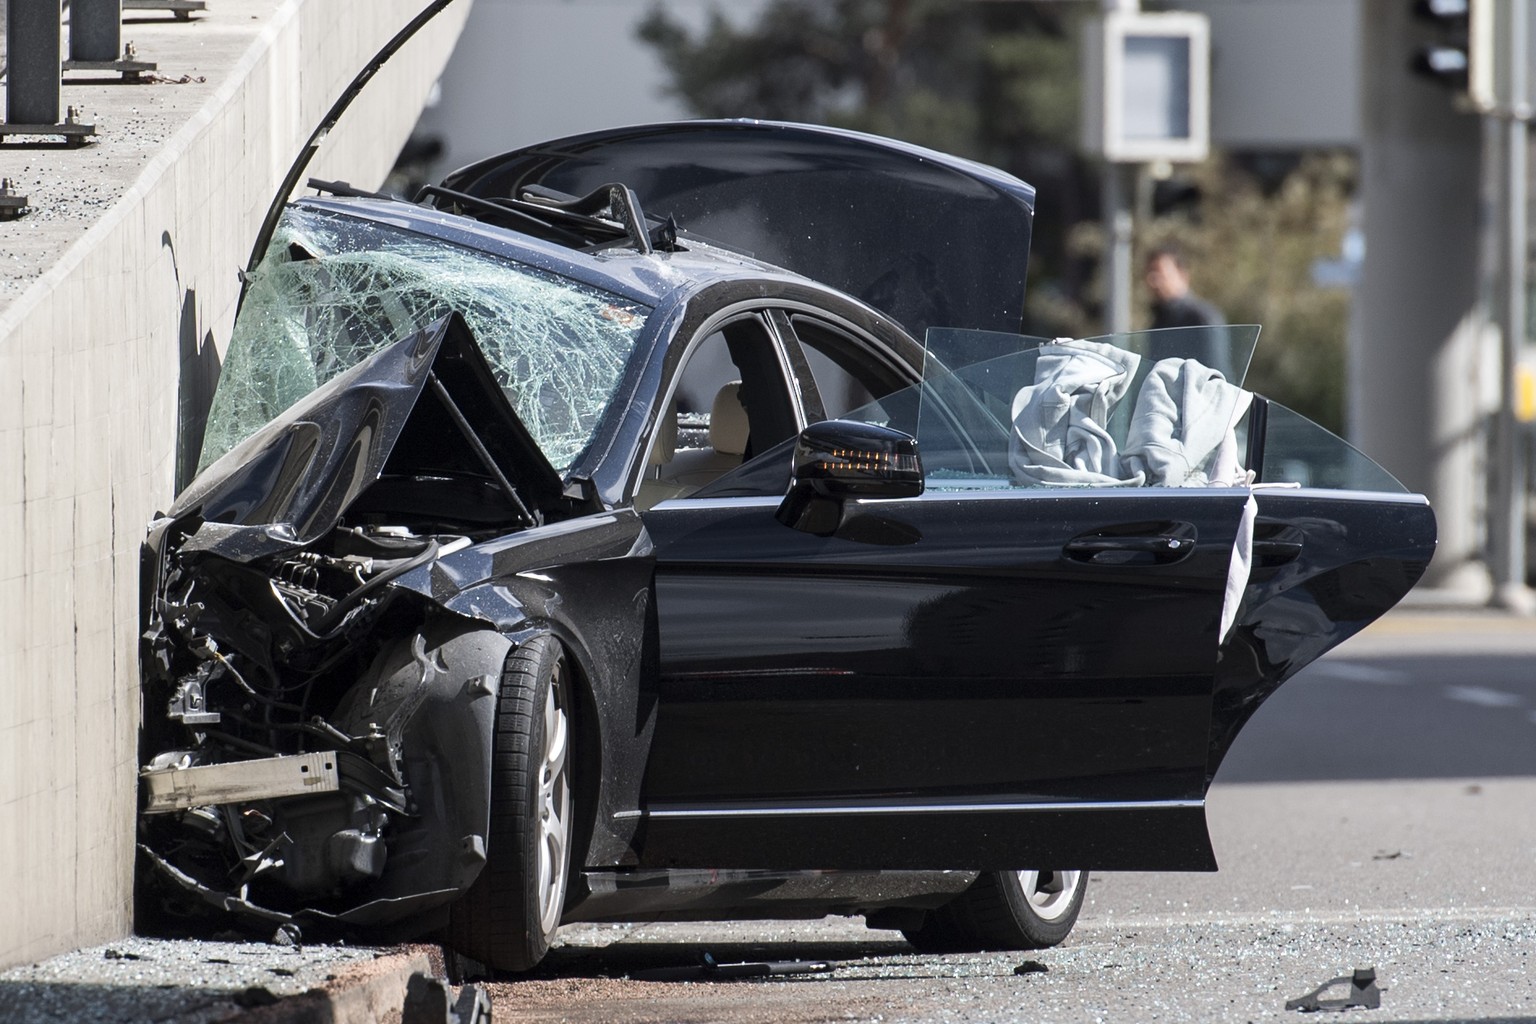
[
  {"xmin": 1015, "ymin": 870, "xmax": 1081, "ymax": 922},
  {"xmin": 536, "ymin": 664, "xmax": 572, "ymax": 937}
]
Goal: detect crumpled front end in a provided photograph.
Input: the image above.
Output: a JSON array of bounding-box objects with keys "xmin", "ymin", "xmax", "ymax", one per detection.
[
  {"xmin": 136, "ymin": 316, "xmax": 581, "ymax": 939},
  {"xmin": 137, "ymin": 517, "xmax": 521, "ymax": 937}
]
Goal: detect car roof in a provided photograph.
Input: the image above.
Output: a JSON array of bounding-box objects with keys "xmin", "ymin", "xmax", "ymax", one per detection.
[{"xmin": 292, "ymin": 194, "xmax": 827, "ymax": 311}]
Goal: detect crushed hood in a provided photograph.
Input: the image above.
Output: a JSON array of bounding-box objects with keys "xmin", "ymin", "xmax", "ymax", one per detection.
[
  {"xmin": 170, "ymin": 314, "xmax": 564, "ymax": 562},
  {"xmin": 439, "ymin": 120, "xmax": 1037, "ymax": 339}
]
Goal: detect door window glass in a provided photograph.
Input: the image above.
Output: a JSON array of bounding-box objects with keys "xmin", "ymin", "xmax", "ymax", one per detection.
[
  {"xmin": 838, "ymin": 327, "xmax": 1261, "ymax": 491},
  {"xmin": 819, "ymin": 325, "xmax": 1402, "ymax": 495},
  {"xmin": 639, "ymin": 316, "xmax": 798, "ymax": 506},
  {"xmin": 692, "ymin": 324, "xmax": 1397, "ymax": 499},
  {"xmin": 1260, "ymin": 402, "xmax": 1407, "ymax": 492}
]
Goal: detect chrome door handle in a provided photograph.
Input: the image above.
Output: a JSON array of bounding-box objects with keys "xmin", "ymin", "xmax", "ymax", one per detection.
[
  {"xmin": 1253, "ymin": 538, "xmax": 1303, "ymax": 566},
  {"xmin": 1064, "ymin": 536, "xmax": 1190, "ymax": 557},
  {"xmin": 1063, "ymin": 524, "xmax": 1197, "ymax": 566}
]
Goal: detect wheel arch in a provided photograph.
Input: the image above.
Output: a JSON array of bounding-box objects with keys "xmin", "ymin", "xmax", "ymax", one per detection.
[{"xmin": 530, "ymin": 622, "xmax": 607, "ymax": 891}]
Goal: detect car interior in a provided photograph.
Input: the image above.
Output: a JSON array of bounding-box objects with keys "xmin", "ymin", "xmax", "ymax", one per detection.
[{"xmin": 637, "ymin": 317, "xmax": 801, "ymax": 508}]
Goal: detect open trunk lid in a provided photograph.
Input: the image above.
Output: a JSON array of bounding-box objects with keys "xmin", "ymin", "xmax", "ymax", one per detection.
[{"xmin": 439, "ymin": 120, "xmax": 1037, "ymax": 339}]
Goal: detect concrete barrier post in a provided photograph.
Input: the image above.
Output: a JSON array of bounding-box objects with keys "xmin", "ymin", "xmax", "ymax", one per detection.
[
  {"xmin": 6, "ymin": 0, "xmax": 63, "ymax": 125},
  {"xmin": 69, "ymin": 0, "xmax": 124, "ymax": 63}
]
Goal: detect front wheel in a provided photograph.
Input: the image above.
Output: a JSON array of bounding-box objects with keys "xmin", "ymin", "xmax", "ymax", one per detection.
[
  {"xmin": 902, "ymin": 870, "xmax": 1087, "ymax": 953},
  {"xmin": 448, "ymin": 635, "xmax": 573, "ymax": 972}
]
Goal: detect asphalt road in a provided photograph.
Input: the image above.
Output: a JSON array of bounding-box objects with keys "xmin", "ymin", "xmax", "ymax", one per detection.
[
  {"xmin": 489, "ymin": 610, "xmax": 1536, "ymax": 1023},
  {"xmin": 1218, "ymin": 611, "xmax": 1536, "ymax": 783}
]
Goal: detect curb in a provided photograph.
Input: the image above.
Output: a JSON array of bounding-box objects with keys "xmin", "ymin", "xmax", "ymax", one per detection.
[{"xmin": 234, "ymin": 947, "xmax": 439, "ymax": 1024}]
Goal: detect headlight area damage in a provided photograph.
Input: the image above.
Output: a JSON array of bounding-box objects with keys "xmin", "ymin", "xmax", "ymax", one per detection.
[{"xmin": 137, "ymin": 314, "xmax": 587, "ymax": 939}]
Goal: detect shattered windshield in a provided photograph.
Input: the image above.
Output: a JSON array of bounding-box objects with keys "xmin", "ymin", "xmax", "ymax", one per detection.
[{"xmin": 198, "ymin": 206, "xmax": 650, "ymax": 475}]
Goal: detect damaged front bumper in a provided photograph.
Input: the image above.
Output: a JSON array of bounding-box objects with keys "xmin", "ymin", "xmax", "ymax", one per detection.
[
  {"xmin": 137, "ymin": 515, "xmax": 516, "ymax": 937},
  {"xmin": 136, "ymin": 317, "xmax": 578, "ymax": 938}
]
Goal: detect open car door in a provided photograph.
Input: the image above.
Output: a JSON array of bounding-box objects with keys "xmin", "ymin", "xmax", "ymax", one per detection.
[
  {"xmin": 1209, "ymin": 400, "xmax": 1437, "ymax": 785},
  {"xmin": 631, "ymin": 327, "xmax": 1428, "ymax": 873}
]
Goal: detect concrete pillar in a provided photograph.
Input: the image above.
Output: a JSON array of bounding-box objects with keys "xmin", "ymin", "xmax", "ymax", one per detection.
[
  {"xmin": 6, "ymin": 0, "xmax": 62, "ymax": 125},
  {"xmin": 1351, "ymin": 0, "xmax": 1489, "ymax": 595}
]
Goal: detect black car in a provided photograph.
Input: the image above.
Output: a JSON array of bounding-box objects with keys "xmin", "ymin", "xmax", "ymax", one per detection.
[{"xmin": 137, "ymin": 121, "xmax": 1435, "ymax": 971}]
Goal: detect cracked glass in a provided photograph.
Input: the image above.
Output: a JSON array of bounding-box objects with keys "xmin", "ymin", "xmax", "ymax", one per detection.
[{"xmin": 199, "ymin": 206, "xmax": 650, "ymax": 475}]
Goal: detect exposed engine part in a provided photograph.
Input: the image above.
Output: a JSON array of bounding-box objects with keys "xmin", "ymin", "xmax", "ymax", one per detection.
[
  {"xmin": 167, "ymin": 662, "xmax": 221, "ymax": 725},
  {"xmin": 139, "ymin": 515, "xmax": 514, "ymax": 935},
  {"xmin": 269, "ymin": 792, "xmax": 391, "ymax": 894},
  {"xmin": 142, "ymin": 752, "xmax": 341, "ymax": 814},
  {"xmin": 267, "ymin": 541, "xmax": 443, "ymax": 634}
]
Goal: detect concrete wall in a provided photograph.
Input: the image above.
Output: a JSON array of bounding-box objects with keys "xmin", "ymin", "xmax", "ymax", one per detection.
[{"xmin": 0, "ymin": 0, "xmax": 469, "ymax": 968}]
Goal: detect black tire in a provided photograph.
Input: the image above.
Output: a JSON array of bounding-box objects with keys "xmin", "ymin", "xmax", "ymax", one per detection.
[
  {"xmin": 902, "ymin": 870, "xmax": 1087, "ymax": 953},
  {"xmin": 448, "ymin": 635, "xmax": 574, "ymax": 972}
]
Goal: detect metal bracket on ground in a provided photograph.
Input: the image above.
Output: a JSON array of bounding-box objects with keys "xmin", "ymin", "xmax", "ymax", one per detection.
[
  {"xmin": 63, "ymin": 42, "xmax": 158, "ymax": 82},
  {"xmin": 1285, "ymin": 967, "xmax": 1382, "ymax": 1013},
  {"xmin": 0, "ymin": 107, "xmax": 97, "ymax": 146},
  {"xmin": 0, "ymin": 179, "xmax": 30, "ymax": 218}
]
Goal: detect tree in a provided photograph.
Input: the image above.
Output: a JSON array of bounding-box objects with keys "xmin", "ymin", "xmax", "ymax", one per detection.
[
  {"xmin": 639, "ymin": 1, "xmax": 1352, "ymax": 431},
  {"xmin": 1063, "ymin": 153, "xmax": 1356, "ymax": 432},
  {"xmin": 638, "ymin": 1, "xmax": 1094, "ymax": 331},
  {"xmin": 1157, "ymin": 153, "xmax": 1355, "ymax": 434}
]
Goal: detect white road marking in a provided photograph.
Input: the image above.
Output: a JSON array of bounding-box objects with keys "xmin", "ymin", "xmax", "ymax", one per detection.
[
  {"xmin": 1310, "ymin": 662, "xmax": 1408, "ymax": 684},
  {"xmin": 1444, "ymin": 684, "xmax": 1524, "ymax": 708},
  {"xmin": 1078, "ymin": 906, "xmax": 1536, "ymax": 931}
]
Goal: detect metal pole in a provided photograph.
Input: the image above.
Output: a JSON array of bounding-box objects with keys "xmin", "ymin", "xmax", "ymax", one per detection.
[
  {"xmin": 242, "ymin": 0, "xmax": 461, "ymax": 299},
  {"xmin": 1103, "ymin": 162, "xmax": 1134, "ymax": 334},
  {"xmin": 1490, "ymin": 0, "xmax": 1532, "ymax": 610},
  {"xmin": 68, "ymin": 0, "xmax": 122, "ymax": 62},
  {"xmin": 1100, "ymin": 0, "xmax": 1138, "ymax": 336},
  {"xmin": 6, "ymin": 0, "xmax": 62, "ymax": 125}
]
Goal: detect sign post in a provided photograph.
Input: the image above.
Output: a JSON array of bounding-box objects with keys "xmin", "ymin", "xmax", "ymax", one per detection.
[{"xmin": 1082, "ymin": 3, "xmax": 1210, "ymax": 334}]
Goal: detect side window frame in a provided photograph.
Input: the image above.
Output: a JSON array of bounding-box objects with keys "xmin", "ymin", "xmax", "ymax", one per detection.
[
  {"xmin": 782, "ymin": 313, "xmax": 915, "ymax": 421},
  {"xmin": 635, "ymin": 307, "xmax": 806, "ymax": 507}
]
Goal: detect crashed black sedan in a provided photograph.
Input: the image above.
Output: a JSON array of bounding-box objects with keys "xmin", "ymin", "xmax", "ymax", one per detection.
[{"xmin": 138, "ymin": 121, "xmax": 1436, "ymax": 971}]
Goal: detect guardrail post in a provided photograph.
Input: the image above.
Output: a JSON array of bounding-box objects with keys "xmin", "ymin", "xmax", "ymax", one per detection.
[
  {"xmin": 69, "ymin": 0, "xmax": 122, "ymax": 63},
  {"xmin": 62, "ymin": 0, "xmax": 155, "ymax": 81},
  {"xmin": 6, "ymin": 0, "xmax": 62, "ymax": 125}
]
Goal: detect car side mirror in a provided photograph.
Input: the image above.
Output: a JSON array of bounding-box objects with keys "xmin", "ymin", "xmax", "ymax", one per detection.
[{"xmin": 775, "ymin": 420, "xmax": 923, "ymax": 535}]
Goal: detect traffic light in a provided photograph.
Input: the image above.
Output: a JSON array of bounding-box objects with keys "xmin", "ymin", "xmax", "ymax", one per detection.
[{"xmin": 1410, "ymin": 0, "xmax": 1493, "ymax": 108}]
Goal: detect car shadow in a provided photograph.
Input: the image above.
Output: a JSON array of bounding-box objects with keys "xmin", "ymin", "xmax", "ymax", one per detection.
[{"xmin": 485, "ymin": 936, "xmax": 923, "ymax": 983}]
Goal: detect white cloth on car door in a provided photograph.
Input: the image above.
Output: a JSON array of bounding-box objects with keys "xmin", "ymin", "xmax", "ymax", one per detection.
[
  {"xmin": 1008, "ymin": 342, "xmax": 1253, "ymax": 489},
  {"xmin": 1008, "ymin": 339, "xmax": 1144, "ymax": 487},
  {"xmin": 1122, "ymin": 358, "xmax": 1255, "ymax": 488}
]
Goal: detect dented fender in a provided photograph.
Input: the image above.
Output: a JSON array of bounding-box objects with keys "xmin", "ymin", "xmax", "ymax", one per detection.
[{"xmin": 326, "ymin": 624, "xmax": 520, "ymax": 917}]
